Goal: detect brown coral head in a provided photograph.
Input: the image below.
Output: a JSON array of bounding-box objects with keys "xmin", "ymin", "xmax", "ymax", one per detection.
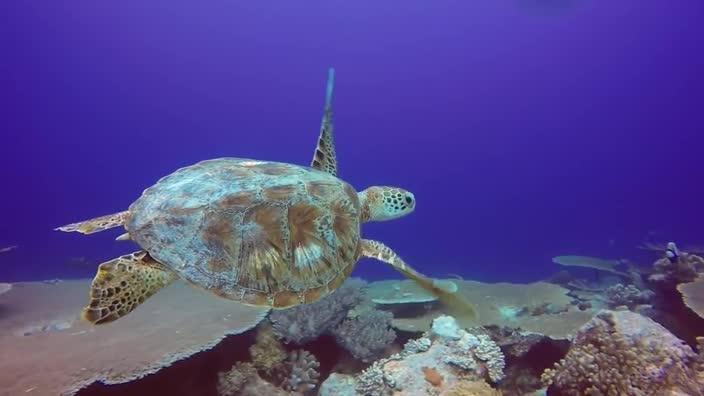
[
  {"xmin": 249, "ymin": 323, "xmax": 286, "ymax": 374},
  {"xmin": 422, "ymin": 366, "xmax": 443, "ymax": 387}
]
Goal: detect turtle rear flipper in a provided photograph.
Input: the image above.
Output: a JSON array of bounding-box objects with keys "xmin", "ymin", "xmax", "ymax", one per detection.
[
  {"xmin": 310, "ymin": 67, "xmax": 338, "ymax": 176},
  {"xmin": 55, "ymin": 211, "xmax": 129, "ymax": 234},
  {"xmin": 82, "ymin": 251, "xmax": 177, "ymax": 324},
  {"xmin": 360, "ymin": 239, "xmax": 478, "ymax": 321}
]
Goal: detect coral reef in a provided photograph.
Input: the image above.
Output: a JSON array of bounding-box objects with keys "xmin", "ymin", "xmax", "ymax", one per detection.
[
  {"xmin": 332, "ymin": 309, "xmax": 397, "ymax": 362},
  {"xmin": 476, "ymin": 326, "xmax": 546, "ymax": 359},
  {"xmin": 270, "ymin": 278, "xmax": 366, "ymax": 344},
  {"xmin": 541, "ymin": 309, "xmax": 701, "ymax": 395},
  {"xmin": 368, "ymin": 278, "xmax": 458, "ymax": 305},
  {"xmin": 375, "ymin": 279, "xmax": 593, "ymax": 340},
  {"xmin": 0, "ymin": 282, "xmax": 11, "ymax": 295},
  {"xmin": 249, "ymin": 324, "xmax": 286, "ymax": 374},
  {"xmin": 499, "ymin": 366, "xmax": 544, "ymax": 395},
  {"xmin": 240, "ymin": 374, "xmax": 291, "ymax": 396},
  {"xmin": 0, "ymin": 280, "xmax": 269, "ymax": 395},
  {"xmin": 270, "ymin": 278, "xmax": 398, "ymax": 364},
  {"xmin": 603, "ymin": 283, "xmax": 655, "ymax": 309},
  {"xmin": 366, "ymin": 279, "xmax": 459, "ymax": 319},
  {"xmin": 474, "ymin": 325, "xmax": 566, "ymax": 395},
  {"xmin": 445, "ymin": 379, "xmax": 503, "ymax": 396},
  {"xmin": 217, "ymin": 347, "xmax": 321, "ymax": 396},
  {"xmin": 355, "ymin": 362, "xmax": 388, "ymax": 396},
  {"xmin": 649, "ymin": 251, "xmax": 704, "ymax": 285},
  {"xmin": 318, "ymin": 373, "xmax": 357, "ymax": 396},
  {"xmin": 11, "ymin": 269, "xmax": 704, "ymax": 396},
  {"xmin": 678, "ymin": 276, "xmax": 704, "ymax": 319},
  {"xmin": 638, "ymin": 241, "xmax": 704, "ymax": 255},
  {"xmin": 421, "ymin": 366, "xmax": 444, "ymax": 386},
  {"xmin": 280, "ymin": 349, "xmax": 320, "ymax": 393},
  {"xmin": 217, "ymin": 361, "xmax": 257, "ymax": 396},
  {"xmin": 318, "ymin": 315, "xmax": 505, "ymax": 395}
]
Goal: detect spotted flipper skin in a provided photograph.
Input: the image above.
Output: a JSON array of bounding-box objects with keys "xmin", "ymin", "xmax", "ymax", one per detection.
[
  {"xmin": 82, "ymin": 251, "xmax": 177, "ymax": 324},
  {"xmin": 55, "ymin": 211, "xmax": 129, "ymax": 234},
  {"xmin": 360, "ymin": 239, "xmax": 478, "ymax": 320},
  {"xmin": 311, "ymin": 68, "xmax": 338, "ymax": 176}
]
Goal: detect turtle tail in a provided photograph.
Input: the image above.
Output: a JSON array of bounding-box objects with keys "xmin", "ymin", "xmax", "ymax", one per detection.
[{"xmin": 55, "ymin": 211, "xmax": 129, "ymax": 235}]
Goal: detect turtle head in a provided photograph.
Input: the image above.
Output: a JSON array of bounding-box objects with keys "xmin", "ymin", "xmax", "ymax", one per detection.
[{"xmin": 358, "ymin": 186, "xmax": 415, "ymax": 222}]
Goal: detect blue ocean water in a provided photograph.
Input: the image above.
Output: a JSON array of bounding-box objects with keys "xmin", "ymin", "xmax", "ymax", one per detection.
[{"xmin": 2, "ymin": 0, "xmax": 702, "ymax": 285}]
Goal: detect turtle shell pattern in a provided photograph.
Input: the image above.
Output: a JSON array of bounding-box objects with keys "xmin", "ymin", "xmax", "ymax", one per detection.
[{"xmin": 125, "ymin": 158, "xmax": 361, "ymax": 308}]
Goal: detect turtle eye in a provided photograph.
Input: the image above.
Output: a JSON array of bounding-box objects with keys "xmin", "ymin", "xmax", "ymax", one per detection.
[{"xmin": 405, "ymin": 196, "xmax": 413, "ymax": 205}]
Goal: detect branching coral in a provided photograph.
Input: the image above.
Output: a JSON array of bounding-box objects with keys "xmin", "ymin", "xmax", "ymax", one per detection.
[
  {"xmin": 345, "ymin": 315, "xmax": 505, "ymax": 395},
  {"xmin": 439, "ymin": 330, "xmax": 505, "ymax": 383},
  {"xmin": 541, "ymin": 310, "xmax": 699, "ymax": 395},
  {"xmin": 269, "ymin": 278, "xmax": 366, "ymax": 344},
  {"xmin": 226, "ymin": 328, "xmax": 320, "ymax": 395},
  {"xmin": 249, "ymin": 324, "xmax": 286, "ymax": 374},
  {"xmin": 604, "ymin": 284, "xmax": 654, "ymax": 309},
  {"xmin": 280, "ymin": 349, "xmax": 320, "ymax": 394},
  {"xmin": 216, "ymin": 361, "xmax": 257, "ymax": 396},
  {"xmin": 470, "ymin": 333, "xmax": 506, "ymax": 383},
  {"xmin": 432, "ymin": 315, "xmax": 505, "ymax": 383},
  {"xmin": 355, "ymin": 361, "xmax": 390, "ymax": 396},
  {"xmin": 332, "ymin": 309, "xmax": 397, "ymax": 362},
  {"xmin": 403, "ymin": 337, "xmax": 431, "ymax": 354}
]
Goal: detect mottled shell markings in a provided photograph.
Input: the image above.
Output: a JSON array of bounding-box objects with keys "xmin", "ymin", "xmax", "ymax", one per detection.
[
  {"xmin": 124, "ymin": 158, "xmax": 361, "ymax": 307},
  {"xmin": 238, "ymin": 203, "xmax": 290, "ymax": 293}
]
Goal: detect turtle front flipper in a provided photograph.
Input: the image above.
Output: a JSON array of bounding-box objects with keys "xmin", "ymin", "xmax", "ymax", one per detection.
[
  {"xmin": 82, "ymin": 250, "xmax": 177, "ymax": 324},
  {"xmin": 310, "ymin": 67, "xmax": 338, "ymax": 176},
  {"xmin": 360, "ymin": 239, "xmax": 478, "ymax": 320},
  {"xmin": 55, "ymin": 211, "xmax": 129, "ymax": 234}
]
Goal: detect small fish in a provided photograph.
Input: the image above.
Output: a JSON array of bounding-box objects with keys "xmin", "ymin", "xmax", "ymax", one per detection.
[
  {"xmin": 0, "ymin": 245, "xmax": 17, "ymax": 253},
  {"xmin": 666, "ymin": 242, "xmax": 680, "ymax": 264}
]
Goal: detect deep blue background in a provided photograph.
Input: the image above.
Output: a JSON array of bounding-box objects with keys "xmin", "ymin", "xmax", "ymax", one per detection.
[{"xmin": 2, "ymin": 1, "xmax": 702, "ymax": 283}]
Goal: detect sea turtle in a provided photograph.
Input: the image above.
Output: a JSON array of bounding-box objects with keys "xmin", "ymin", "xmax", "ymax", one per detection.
[{"xmin": 57, "ymin": 68, "xmax": 476, "ymax": 324}]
